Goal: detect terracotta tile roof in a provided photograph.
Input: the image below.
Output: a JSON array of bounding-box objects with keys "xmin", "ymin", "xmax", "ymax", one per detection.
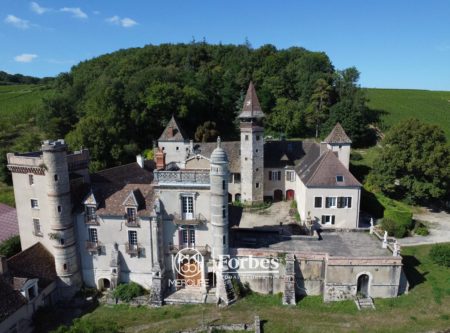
[
  {"xmin": 298, "ymin": 150, "xmax": 361, "ymax": 187},
  {"xmin": 0, "ymin": 203, "xmax": 19, "ymax": 242},
  {"xmin": 7, "ymin": 242, "xmax": 57, "ymax": 290},
  {"xmin": 89, "ymin": 163, "xmax": 155, "ymax": 217},
  {"xmin": 159, "ymin": 115, "xmax": 188, "ymax": 141},
  {"xmin": 238, "ymin": 82, "xmax": 265, "ymax": 119},
  {"xmin": 0, "ymin": 276, "xmax": 27, "ymax": 323},
  {"xmin": 323, "ymin": 122, "xmax": 352, "ymax": 144}
]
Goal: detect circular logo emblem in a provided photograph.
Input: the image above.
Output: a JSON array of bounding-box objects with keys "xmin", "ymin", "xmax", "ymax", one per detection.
[{"xmin": 173, "ymin": 247, "xmax": 203, "ymax": 278}]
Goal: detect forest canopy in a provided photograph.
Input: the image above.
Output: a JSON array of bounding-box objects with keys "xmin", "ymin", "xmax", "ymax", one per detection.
[{"xmin": 37, "ymin": 42, "xmax": 377, "ymax": 171}]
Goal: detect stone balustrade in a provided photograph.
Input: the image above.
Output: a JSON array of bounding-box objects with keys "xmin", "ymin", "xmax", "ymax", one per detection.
[{"xmin": 154, "ymin": 170, "xmax": 210, "ymax": 186}]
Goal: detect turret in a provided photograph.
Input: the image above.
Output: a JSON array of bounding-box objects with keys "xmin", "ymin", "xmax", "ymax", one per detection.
[
  {"xmin": 41, "ymin": 139, "xmax": 82, "ymax": 298},
  {"xmin": 210, "ymin": 137, "xmax": 229, "ymax": 259},
  {"xmin": 323, "ymin": 123, "xmax": 352, "ymax": 169},
  {"xmin": 239, "ymin": 82, "xmax": 265, "ymax": 203}
]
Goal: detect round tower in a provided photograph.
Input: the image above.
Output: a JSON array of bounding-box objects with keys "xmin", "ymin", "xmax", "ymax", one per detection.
[
  {"xmin": 41, "ymin": 139, "xmax": 82, "ymax": 298},
  {"xmin": 210, "ymin": 137, "xmax": 229, "ymax": 259}
]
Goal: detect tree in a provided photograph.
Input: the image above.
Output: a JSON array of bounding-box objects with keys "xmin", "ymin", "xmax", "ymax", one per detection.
[
  {"xmin": 306, "ymin": 78, "xmax": 331, "ymax": 138},
  {"xmin": 369, "ymin": 118, "xmax": 450, "ymax": 204},
  {"xmin": 195, "ymin": 121, "xmax": 219, "ymax": 142},
  {"xmin": 0, "ymin": 235, "xmax": 21, "ymax": 258}
]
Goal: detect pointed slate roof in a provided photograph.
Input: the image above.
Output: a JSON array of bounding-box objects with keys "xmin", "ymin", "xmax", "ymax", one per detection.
[
  {"xmin": 324, "ymin": 123, "xmax": 352, "ymax": 144},
  {"xmin": 83, "ymin": 191, "xmax": 97, "ymax": 206},
  {"xmin": 159, "ymin": 115, "xmax": 187, "ymax": 141},
  {"xmin": 238, "ymin": 82, "xmax": 265, "ymax": 119},
  {"xmin": 299, "ymin": 150, "xmax": 361, "ymax": 187}
]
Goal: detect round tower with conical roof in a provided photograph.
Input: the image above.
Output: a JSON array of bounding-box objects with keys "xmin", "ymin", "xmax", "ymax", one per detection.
[
  {"xmin": 210, "ymin": 137, "xmax": 229, "ymax": 259},
  {"xmin": 41, "ymin": 139, "xmax": 82, "ymax": 298}
]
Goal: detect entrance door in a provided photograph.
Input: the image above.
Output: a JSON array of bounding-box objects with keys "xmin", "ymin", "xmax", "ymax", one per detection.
[
  {"xmin": 178, "ymin": 259, "xmax": 201, "ymax": 288},
  {"xmin": 357, "ymin": 274, "xmax": 369, "ymax": 297},
  {"xmin": 286, "ymin": 190, "xmax": 295, "ymax": 200},
  {"xmin": 274, "ymin": 189, "xmax": 283, "ymax": 202},
  {"xmin": 181, "ymin": 226, "xmax": 195, "ymax": 248}
]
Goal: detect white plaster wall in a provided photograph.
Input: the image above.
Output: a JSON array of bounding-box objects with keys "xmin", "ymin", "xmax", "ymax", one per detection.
[
  {"xmin": 158, "ymin": 141, "xmax": 190, "ymax": 165},
  {"xmin": 328, "ymin": 143, "xmax": 351, "ymax": 170},
  {"xmin": 75, "ymin": 214, "xmax": 154, "ymax": 289},
  {"xmin": 304, "ymin": 187, "xmax": 361, "ymax": 228},
  {"xmin": 263, "ymin": 168, "xmax": 296, "ymax": 198}
]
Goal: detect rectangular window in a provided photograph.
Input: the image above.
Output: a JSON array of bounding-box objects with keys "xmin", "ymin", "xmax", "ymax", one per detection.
[
  {"xmin": 88, "ymin": 228, "xmax": 98, "ymax": 243},
  {"xmin": 269, "ymin": 171, "xmax": 282, "ymax": 181},
  {"xmin": 286, "ymin": 170, "xmax": 295, "ymax": 182},
  {"xmin": 182, "ymin": 196, "xmax": 194, "ymax": 220},
  {"xmin": 234, "ymin": 173, "xmax": 241, "ymax": 183},
  {"xmin": 222, "ymin": 206, "xmax": 226, "ymax": 218},
  {"xmin": 33, "ymin": 218, "xmax": 41, "ymax": 236},
  {"xmin": 256, "ymin": 135, "xmax": 260, "ymax": 141},
  {"xmin": 245, "ymin": 135, "xmax": 249, "ymax": 141},
  {"xmin": 325, "ymin": 197, "xmax": 337, "ymax": 208},
  {"xmin": 181, "ymin": 226, "xmax": 195, "ymax": 245},
  {"xmin": 127, "ymin": 207, "xmax": 137, "ymax": 221},
  {"xmin": 31, "ymin": 199, "xmax": 39, "ymax": 209},
  {"xmin": 321, "ymin": 215, "xmax": 335, "ymax": 225},
  {"xmin": 86, "ymin": 206, "xmax": 96, "ymax": 222},
  {"xmin": 337, "ymin": 197, "xmax": 352, "ymax": 208},
  {"xmin": 29, "ymin": 174, "xmax": 34, "ymax": 185},
  {"xmin": 256, "ymin": 182, "xmax": 260, "ymax": 188},
  {"xmin": 314, "ymin": 197, "xmax": 322, "ymax": 208},
  {"xmin": 128, "ymin": 230, "xmax": 137, "ymax": 245},
  {"xmin": 336, "ymin": 175, "xmax": 344, "ymax": 182}
]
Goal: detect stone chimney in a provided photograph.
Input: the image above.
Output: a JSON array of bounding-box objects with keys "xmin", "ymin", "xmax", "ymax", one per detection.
[
  {"xmin": 155, "ymin": 148, "xmax": 166, "ymax": 170},
  {"xmin": 136, "ymin": 154, "xmax": 144, "ymax": 168},
  {"xmin": 0, "ymin": 255, "xmax": 8, "ymax": 275},
  {"xmin": 319, "ymin": 142, "xmax": 328, "ymax": 155}
]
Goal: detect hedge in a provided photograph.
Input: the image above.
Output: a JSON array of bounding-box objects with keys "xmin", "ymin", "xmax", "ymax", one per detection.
[{"xmin": 382, "ymin": 208, "xmax": 413, "ymax": 238}]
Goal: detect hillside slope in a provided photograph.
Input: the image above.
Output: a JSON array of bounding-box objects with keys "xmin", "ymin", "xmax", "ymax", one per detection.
[{"xmin": 366, "ymin": 88, "xmax": 450, "ymax": 139}]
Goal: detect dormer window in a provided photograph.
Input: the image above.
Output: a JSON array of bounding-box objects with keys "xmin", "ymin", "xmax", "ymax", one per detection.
[
  {"xmin": 336, "ymin": 175, "xmax": 344, "ymax": 182},
  {"xmin": 86, "ymin": 206, "xmax": 97, "ymax": 223},
  {"xmin": 127, "ymin": 207, "xmax": 137, "ymax": 223}
]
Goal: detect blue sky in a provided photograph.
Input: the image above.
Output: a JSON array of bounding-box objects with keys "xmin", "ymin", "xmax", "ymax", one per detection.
[{"xmin": 1, "ymin": 0, "xmax": 450, "ymax": 90}]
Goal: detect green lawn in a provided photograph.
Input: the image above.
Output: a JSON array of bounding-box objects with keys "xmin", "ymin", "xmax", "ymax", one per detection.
[
  {"xmin": 366, "ymin": 88, "xmax": 450, "ymax": 140},
  {"xmin": 50, "ymin": 244, "xmax": 450, "ymax": 333}
]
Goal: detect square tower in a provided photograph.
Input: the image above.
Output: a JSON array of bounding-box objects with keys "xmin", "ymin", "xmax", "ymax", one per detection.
[{"xmin": 238, "ymin": 82, "xmax": 265, "ymax": 203}]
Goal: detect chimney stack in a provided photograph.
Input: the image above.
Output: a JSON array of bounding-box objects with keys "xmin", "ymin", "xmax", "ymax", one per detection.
[
  {"xmin": 167, "ymin": 126, "xmax": 174, "ymax": 138},
  {"xmin": 136, "ymin": 155, "xmax": 144, "ymax": 168},
  {"xmin": 155, "ymin": 148, "xmax": 166, "ymax": 170}
]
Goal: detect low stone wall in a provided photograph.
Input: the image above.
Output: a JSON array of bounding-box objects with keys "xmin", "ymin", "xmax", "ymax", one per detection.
[{"xmin": 175, "ymin": 315, "xmax": 260, "ymax": 333}]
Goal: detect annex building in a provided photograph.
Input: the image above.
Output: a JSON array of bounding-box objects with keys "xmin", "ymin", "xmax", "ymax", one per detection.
[{"xmin": 3, "ymin": 83, "xmax": 407, "ymax": 321}]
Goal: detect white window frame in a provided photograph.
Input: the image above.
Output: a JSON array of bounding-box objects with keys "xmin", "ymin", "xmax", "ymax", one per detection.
[
  {"xmin": 181, "ymin": 225, "xmax": 195, "ymax": 247},
  {"xmin": 181, "ymin": 195, "xmax": 194, "ymax": 220},
  {"xmin": 269, "ymin": 170, "xmax": 282, "ymax": 181},
  {"xmin": 326, "ymin": 197, "xmax": 337, "ymax": 208},
  {"xmin": 29, "ymin": 174, "xmax": 34, "ymax": 186},
  {"xmin": 88, "ymin": 228, "xmax": 98, "ymax": 243},
  {"xmin": 338, "ymin": 196, "xmax": 352, "ymax": 209},
  {"xmin": 322, "ymin": 215, "xmax": 335, "ymax": 225},
  {"xmin": 33, "ymin": 218, "xmax": 41, "ymax": 236},
  {"xmin": 128, "ymin": 230, "xmax": 138, "ymax": 245},
  {"xmin": 286, "ymin": 170, "xmax": 295, "ymax": 182}
]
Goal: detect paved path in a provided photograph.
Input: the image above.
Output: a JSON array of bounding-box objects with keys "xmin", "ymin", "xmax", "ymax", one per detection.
[
  {"xmin": 398, "ymin": 209, "xmax": 450, "ymax": 246},
  {"xmin": 238, "ymin": 201, "xmax": 293, "ymax": 228}
]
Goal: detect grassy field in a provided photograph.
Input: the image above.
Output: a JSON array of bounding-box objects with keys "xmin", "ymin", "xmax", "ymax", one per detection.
[
  {"xmin": 49, "ymin": 244, "xmax": 450, "ymax": 333},
  {"xmin": 366, "ymin": 88, "xmax": 450, "ymax": 139}
]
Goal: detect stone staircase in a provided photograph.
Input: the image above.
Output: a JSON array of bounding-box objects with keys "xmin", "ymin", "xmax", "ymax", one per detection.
[
  {"xmin": 164, "ymin": 288, "xmax": 206, "ymax": 305},
  {"xmin": 355, "ymin": 296, "xmax": 375, "ymax": 310},
  {"xmin": 222, "ymin": 277, "xmax": 237, "ymax": 305}
]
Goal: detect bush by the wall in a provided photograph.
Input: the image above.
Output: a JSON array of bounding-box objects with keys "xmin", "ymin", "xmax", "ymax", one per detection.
[
  {"xmin": 382, "ymin": 208, "xmax": 413, "ymax": 238},
  {"xmin": 414, "ymin": 222, "xmax": 430, "ymax": 236},
  {"xmin": 0, "ymin": 235, "xmax": 21, "ymax": 258},
  {"xmin": 112, "ymin": 282, "xmax": 145, "ymax": 302},
  {"xmin": 429, "ymin": 244, "xmax": 450, "ymax": 267}
]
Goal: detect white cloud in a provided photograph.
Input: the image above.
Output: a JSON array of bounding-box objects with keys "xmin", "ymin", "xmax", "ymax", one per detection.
[
  {"xmin": 30, "ymin": 2, "xmax": 50, "ymax": 15},
  {"xmin": 14, "ymin": 54, "xmax": 38, "ymax": 63},
  {"xmin": 60, "ymin": 7, "xmax": 88, "ymax": 19},
  {"xmin": 4, "ymin": 15, "xmax": 30, "ymax": 29},
  {"xmin": 106, "ymin": 15, "xmax": 137, "ymax": 28}
]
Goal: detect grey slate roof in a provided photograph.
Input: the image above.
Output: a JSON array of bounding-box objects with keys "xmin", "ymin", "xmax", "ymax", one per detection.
[
  {"xmin": 323, "ymin": 122, "xmax": 352, "ymax": 144},
  {"xmin": 297, "ymin": 149, "xmax": 361, "ymax": 187},
  {"xmin": 0, "ymin": 204, "xmax": 18, "ymax": 242},
  {"xmin": 264, "ymin": 140, "xmax": 315, "ymax": 168},
  {"xmin": 159, "ymin": 116, "xmax": 188, "ymax": 141},
  {"xmin": 238, "ymin": 82, "xmax": 265, "ymax": 119},
  {"xmin": 191, "ymin": 141, "xmax": 241, "ymax": 173}
]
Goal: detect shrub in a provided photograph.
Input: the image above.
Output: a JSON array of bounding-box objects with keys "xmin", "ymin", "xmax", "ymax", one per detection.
[
  {"xmin": 429, "ymin": 244, "xmax": 450, "ymax": 267},
  {"xmin": 231, "ymin": 279, "xmax": 252, "ymax": 299},
  {"xmin": 112, "ymin": 282, "xmax": 145, "ymax": 302},
  {"xmin": 381, "ymin": 208, "xmax": 413, "ymax": 238},
  {"xmin": 0, "ymin": 235, "xmax": 21, "ymax": 258},
  {"xmin": 414, "ymin": 222, "xmax": 430, "ymax": 236},
  {"xmin": 382, "ymin": 218, "xmax": 408, "ymax": 238}
]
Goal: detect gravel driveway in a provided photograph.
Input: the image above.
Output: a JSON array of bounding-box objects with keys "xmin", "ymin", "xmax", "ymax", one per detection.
[{"xmin": 398, "ymin": 209, "xmax": 450, "ymax": 246}]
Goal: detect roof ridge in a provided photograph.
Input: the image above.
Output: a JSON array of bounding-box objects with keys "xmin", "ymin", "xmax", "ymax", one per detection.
[{"xmin": 305, "ymin": 150, "xmax": 332, "ymax": 185}]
